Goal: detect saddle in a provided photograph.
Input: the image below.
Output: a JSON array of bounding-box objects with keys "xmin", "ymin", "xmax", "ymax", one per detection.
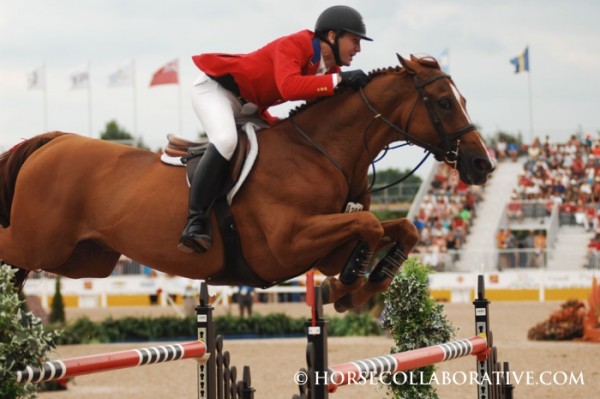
[
  {"xmin": 163, "ymin": 133, "xmax": 247, "ymax": 191},
  {"xmin": 161, "ymin": 121, "xmax": 275, "ymax": 288}
]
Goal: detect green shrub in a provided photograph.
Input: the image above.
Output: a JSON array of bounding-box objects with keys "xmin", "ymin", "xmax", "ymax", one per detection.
[
  {"xmin": 329, "ymin": 311, "xmax": 381, "ymax": 336},
  {"xmin": 50, "ymin": 309, "xmax": 380, "ymax": 344},
  {"xmin": 380, "ymin": 258, "xmax": 456, "ymax": 399},
  {"xmin": 0, "ymin": 265, "xmax": 60, "ymax": 398}
]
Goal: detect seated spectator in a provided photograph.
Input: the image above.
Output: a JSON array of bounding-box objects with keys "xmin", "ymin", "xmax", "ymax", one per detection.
[
  {"xmin": 508, "ymin": 142, "xmax": 519, "ymax": 161},
  {"xmin": 507, "ymin": 195, "xmax": 524, "ymax": 223},
  {"xmin": 496, "ymin": 139, "xmax": 507, "ymax": 161}
]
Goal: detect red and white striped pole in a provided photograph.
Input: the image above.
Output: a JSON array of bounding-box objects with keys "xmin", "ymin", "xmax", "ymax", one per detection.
[
  {"xmin": 328, "ymin": 335, "xmax": 488, "ymax": 391},
  {"xmin": 16, "ymin": 341, "xmax": 207, "ymax": 384}
]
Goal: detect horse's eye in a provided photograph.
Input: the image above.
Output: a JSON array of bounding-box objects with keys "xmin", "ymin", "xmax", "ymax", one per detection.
[{"xmin": 438, "ymin": 98, "xmax": 452, "ymax": 110}]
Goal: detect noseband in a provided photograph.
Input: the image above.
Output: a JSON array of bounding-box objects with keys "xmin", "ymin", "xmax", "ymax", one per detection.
[{"xmin": 360, "ymin": 72, "xmax": 476, "ymax": 168}]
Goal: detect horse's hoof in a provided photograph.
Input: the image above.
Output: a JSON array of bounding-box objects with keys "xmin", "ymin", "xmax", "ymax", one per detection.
[
  {"xmin": 333, "ymin": 294, "xmax": 354, "ymax": 313},
  {"xmin": 320, "ymin": 282, "xmax": 331, "ymax": 304}
]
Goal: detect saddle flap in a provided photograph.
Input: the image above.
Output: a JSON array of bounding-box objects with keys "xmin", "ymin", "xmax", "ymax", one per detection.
[{"xmin": 160, "ymin": 121, "xmax": 264, "ymax": 203}]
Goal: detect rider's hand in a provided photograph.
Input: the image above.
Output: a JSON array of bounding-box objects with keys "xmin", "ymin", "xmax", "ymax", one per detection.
[{"xmin": 339, "ymin": 70, "xmax": 369, "ymax": 90}]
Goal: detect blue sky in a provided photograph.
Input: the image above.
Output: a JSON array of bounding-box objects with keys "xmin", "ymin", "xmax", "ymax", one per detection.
[{"xmin": 1, "ymin": 0, "xmax": 599, "ymax": 174}]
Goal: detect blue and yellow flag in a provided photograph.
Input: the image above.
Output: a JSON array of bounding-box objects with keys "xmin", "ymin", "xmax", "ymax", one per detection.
[{"xmin": 510, "ymin": 47, "xmax": 529, "ymax": 73}]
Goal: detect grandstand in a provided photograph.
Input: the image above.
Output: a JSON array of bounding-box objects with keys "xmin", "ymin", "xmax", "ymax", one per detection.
[{"xmin": 408, "ymin": 134, "xmax": 599, "ymax": 272}]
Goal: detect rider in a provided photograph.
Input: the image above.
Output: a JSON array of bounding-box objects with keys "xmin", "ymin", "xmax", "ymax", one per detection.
[{"xmin": 178, "ymin": 5, "xmax": 373, "ymax": 254}]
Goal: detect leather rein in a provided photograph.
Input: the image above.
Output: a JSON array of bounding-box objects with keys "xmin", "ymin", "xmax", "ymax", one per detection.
[{"xmin": 289, "ymin": 70, "xmax": 476, "ymax": 195}]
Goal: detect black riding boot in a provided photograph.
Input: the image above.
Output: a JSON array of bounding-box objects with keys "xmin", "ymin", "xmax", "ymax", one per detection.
[{"xmin": 178, "ymin": 144, "xmax": 229, "ymax": 253}]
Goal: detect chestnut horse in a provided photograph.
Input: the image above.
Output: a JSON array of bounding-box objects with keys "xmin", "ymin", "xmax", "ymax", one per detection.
[{"xmin": 0, "ymin": 55, "xmax": 494, "ymax": 311}]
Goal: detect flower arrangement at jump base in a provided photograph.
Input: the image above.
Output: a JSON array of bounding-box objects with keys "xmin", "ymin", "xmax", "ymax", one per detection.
[
  {"xmin": 528, "ymin": 276, "xmax": 600, "ymax": 342},
  {"xmin": 380, "ymin": 258, "xmax": 456, "ymax": 399}
]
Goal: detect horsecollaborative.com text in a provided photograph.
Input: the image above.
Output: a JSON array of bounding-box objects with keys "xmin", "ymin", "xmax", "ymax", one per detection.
[{"xmin": 293, "ymin": 370, "xmax": 585, "ymax": 386}]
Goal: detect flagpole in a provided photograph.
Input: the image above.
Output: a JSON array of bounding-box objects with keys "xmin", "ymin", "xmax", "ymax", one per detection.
[
  {"xmin": 87, "ymin": 61, "xmax": 93, "ymax": 137},
  {"xmin": 42, "ymin": 64, "xmax": 48, "ymax": 131},
  {"xmin": 178, "ymin": 58, "xmax": 182, "ymax": 134},
  {"xmin": 132, "ymin": 59, "xmax": 138, "ymax": 137},
  {"xmin": 527, "ymin": 49, "xmax": 534, "ymax": 143}
]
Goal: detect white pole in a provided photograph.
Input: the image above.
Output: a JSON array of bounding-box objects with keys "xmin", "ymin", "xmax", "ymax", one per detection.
[
  {"xmin": 178, "ymin": 64, "xmax": 182, "ymax": 134},
  {"xmin": 132, "ymin": 59, "xmax": 138, "ymax": 137},
  {"xmin": 87, "ymin": 61, "xmax": 93, "ymax": 137},
  {"xmin": 527, "ymin": 46, "xmax": 533, "ymax": 143},
  {"xmin": 43, "ymin": 63, "xmax": 48, "ymax": 131}
]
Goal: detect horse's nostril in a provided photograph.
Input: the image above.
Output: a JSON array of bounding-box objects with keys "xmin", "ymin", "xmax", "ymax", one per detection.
[{"xmin": 473, "ymin": 157, "xmax": 495, "ymax": 172}]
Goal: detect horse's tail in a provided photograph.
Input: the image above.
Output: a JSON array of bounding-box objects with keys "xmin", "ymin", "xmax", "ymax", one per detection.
[{"xmin": 0, "ymin": 132, "xmax": 67, "ymax": 291}]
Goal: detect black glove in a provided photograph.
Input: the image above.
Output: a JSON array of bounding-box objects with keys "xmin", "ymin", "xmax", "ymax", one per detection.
[{"xmin": 339, "ymin": 70, "xmax": 369, "ymax": 90}]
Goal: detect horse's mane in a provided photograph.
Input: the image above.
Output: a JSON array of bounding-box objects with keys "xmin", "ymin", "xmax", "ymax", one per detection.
[{"xmin": 287, "ymin": 66, "xmax": 403, "ymax": 118}]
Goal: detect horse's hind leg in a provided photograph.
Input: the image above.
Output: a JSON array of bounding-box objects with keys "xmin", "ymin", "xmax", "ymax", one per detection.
[{"xmin": 332, "ymin": 218, "xmax": 419, "ymax": 312}]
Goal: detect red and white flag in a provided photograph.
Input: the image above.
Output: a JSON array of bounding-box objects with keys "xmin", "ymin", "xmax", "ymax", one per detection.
[{"xmin": 149, "ymin": 59, "xmax": 179, "ymax": 86}]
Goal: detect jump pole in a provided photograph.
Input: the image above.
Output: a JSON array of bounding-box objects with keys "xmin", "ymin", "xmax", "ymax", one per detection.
[
  {"xmin": 16, "ymin": 282, "xmax": 255, "ymax": 399},
  {"xmin": 15, "ymin": 341, "xmax": 208, "ymax": 384},
  {"xmin": 296, "ymin": 274, "xmax": 514, "ymax": 399},
  {"xmin": 327, "ymin": 335, "xmax": 487, "ymax": 390}
]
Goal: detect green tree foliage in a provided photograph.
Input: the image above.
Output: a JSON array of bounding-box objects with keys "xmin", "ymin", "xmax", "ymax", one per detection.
[
  {"xmin": 99, "ymin": 120, "xmax": 149, "ymax": 150},
  {"xmin": 0, "ymin": 265, "xmax": 60, "ymax": 399},
  {"xmin": 380, "ymin": 258, "xmax": 456, "ymax": 399},
  {"xmin": 48, "ymin": 277, "xmax": 65, "ymax": 325}
]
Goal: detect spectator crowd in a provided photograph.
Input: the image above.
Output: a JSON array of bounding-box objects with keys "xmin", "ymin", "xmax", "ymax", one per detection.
[
  {"xmin": 411, "ymin": 162, "xmax": 484, "ymax": 270},
  {"xmin": 498, "ymin": 134, "xmax": 600, "ymax": 269}
]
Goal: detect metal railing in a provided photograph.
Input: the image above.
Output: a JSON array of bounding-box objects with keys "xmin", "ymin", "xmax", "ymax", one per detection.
[
  {"xmin": 369, "ymin": 182, "xmax": 421, "ymax": 205},
  {"xmin": 410, "ymin": 248, "xmax": 550, "ymax": 272}
]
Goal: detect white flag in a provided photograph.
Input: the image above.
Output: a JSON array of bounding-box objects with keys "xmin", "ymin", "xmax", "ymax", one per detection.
[
  {"xmin": 69, "ymin": 64, "xmax": 90, "ymax": 90},
  {"xmin": 108, "ymin": 60, "xmax": 133, "ymax": 87},
  {"xmin": 27, "ymin": 65, "xmax": 46, "ymax": 90},
  {"xmin": 438, "ymin": 48, "xmax": 449, "ymax": 73}
]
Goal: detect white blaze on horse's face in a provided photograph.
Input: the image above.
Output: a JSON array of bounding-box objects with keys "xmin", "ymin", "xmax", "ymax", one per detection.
[
  {"xmin": 450, "ymin": 82, "xmax": 472, "ymax": 123},
  {"xmin": 449, "ymin": 80, "xmax": 494, "ymax": 166}
]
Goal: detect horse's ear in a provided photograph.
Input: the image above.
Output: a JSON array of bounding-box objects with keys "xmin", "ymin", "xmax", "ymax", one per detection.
[{"xmin": 397, "ymin": 53, "xmax": 415, "ymax": 74}]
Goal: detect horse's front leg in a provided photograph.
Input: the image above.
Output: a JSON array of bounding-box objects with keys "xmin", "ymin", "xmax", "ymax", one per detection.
[
  {"xmin": 265, "ymin": 210, "xmax": 383, "ymax": 301},
  {"xmin": 332, "ymin": 217, "xmax": 419, "ymax": 312}
]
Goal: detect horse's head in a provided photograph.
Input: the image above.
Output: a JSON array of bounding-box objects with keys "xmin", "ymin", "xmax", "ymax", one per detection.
[{"xmin": 365, "ymin": 54, "xmax": 495, "ymax": 185}]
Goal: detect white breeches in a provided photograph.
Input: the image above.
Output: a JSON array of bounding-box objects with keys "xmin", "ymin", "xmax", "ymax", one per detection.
[{"xmin": 191, "ymin": 72, "xmax": 258, "ymax": 160}]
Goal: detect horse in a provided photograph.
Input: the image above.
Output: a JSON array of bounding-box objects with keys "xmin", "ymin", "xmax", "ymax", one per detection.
[{"xmin": 0, "ymin": 54, "xmax": 494, "ymax": 312}]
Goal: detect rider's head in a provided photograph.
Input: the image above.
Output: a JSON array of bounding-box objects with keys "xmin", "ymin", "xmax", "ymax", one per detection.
[{"xmin": 315, "ymin": 5, "xmax": 372, "ymax": 67}]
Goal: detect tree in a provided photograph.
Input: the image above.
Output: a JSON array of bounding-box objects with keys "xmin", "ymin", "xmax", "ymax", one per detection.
[
  {"xmin": 99, "ymin": 120, "xmax": 150, "ymax": 150},
  {"xmin": 49, "ymin": 277, "xmax": 65, "ymax": 324},
  {"xmin": 100, "ymin": 120, "xmax": 133, "ymax": 142}
]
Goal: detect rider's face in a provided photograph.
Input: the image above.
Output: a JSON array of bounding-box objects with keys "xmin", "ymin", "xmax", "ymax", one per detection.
[{"xmin": 336, "ymin": 32, "xmax": 362, "ymax": 66}]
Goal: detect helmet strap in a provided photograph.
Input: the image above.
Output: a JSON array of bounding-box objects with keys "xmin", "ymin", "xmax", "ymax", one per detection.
[
  {"xmin": 318, "ymin": 31, "xmax": 344, "ymax": 67},
  {"xmin": 332, "ymin": 32, "xmax": 343, "ymax": 66}
]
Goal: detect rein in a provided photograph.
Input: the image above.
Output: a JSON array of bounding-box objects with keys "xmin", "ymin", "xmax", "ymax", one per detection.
[{"xmin": 289, "ymin": 69, "xmax": 477, "ymax": 198}]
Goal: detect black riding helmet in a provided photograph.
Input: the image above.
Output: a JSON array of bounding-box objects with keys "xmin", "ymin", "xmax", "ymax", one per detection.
[{"xmin": 315, "ymin": 5, "xmax": 372, "ymax": 66}]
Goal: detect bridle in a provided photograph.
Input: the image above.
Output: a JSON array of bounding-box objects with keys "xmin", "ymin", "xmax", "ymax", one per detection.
[
  {"xmin": 360, "ymin": 71, "xmax": 476, "ymax": 169},
  {"xmin": 289, "ymin": 68, "xmax": 477, "ymax": 195}
]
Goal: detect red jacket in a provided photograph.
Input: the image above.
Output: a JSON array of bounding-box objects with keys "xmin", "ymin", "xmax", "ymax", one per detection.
[{"xmin": 192, "ymin": 30, "xmax": 340, "ymax": 115}]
